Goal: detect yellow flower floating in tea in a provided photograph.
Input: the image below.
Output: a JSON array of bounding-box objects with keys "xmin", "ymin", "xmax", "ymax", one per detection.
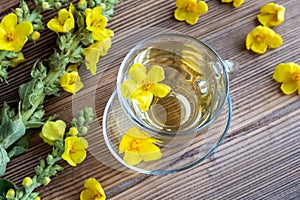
[
  {"xmin": 119, "ymin": 127, "xmax": 162, "ymax": 166},
  {"xmin": 80, "ymin": 178, "xmax": 106, "ymax": 200},
  {"xmin": 47, "ymin": 4, "xmax": 75, "ymax": 33},
  {"xmin": 273, "ymin": 62, "xmax": 300, "ymax": 95},
  {"xmin": 174, "ymin": 0, "xmax": 208, "ymax": 25},
  {"xmin": 258, "ymin": 3, "xmax": 285, "ymax": 27},
  {"xmin": 0, "ymin": 13, "xmax": 33, "ymax": 52},
  {"xmin": 221, "ymin": 0, "xmax": 244, "ymax": 8},
  {"xmin": 246, "ymin": 25, "xmax": 282, "ymax": 54},
  {"xmin": 121, "ymin": 63, "xmax": 171, "ymax": 112}
]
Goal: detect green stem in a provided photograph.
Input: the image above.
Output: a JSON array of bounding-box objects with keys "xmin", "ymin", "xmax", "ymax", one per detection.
[{"xmin": 22, "ymin": 94, "xmax": 45, "ymax": 123}]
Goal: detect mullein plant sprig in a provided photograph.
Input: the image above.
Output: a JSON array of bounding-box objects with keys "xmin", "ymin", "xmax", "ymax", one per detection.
[
  {"xmin": 0, "ymin": 107, "xmax": 94, "ymax": 200},
  {"xmin": 0, "ymin": 0, "xmax": 68, "ymax": 83},
  {"xmin": 0, "ymin": 0, "xmax": 119, "ymax": 177}
]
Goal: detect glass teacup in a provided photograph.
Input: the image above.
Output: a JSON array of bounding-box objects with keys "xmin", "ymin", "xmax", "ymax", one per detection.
[{"xmin": 103, "ymin": 34, "xmax": 237, "ymax": 174}]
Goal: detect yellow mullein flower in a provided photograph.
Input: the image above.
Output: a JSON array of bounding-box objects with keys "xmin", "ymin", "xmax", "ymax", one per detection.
[
  {"xmin": 174, "ymin": 0, "xmax": 208, "ymax": 25},
  {"xmin": 84, "ymin": 38, "xmax": 112, "ymax": 75},
  {"xmin": 0, "ymin": 13, "xmax": 33, "ymax": 52},
  {"xmin": 12, "ymin": 52, "xmax": 25, "ymax": 67},
  {"xmin": 22, "ymin": 177, "xmax": 33, "ymax": 187},
  {"xmin": 119, "ymin": 127, "xmax": 162, "ymax": 166},
  {"xmin": 85, "ymin": 7, "xmax": 114, "ymax": 41},
  {"xmin": 62, "ymin": 136, "xmax": 88, "ymax": 166},
  {"xmin": 257, "ymin": 3, "xmax": 285, "ymax": 27},
  {"xmin": 39, "ymin": 120, "xmax": 66, "ymax": 145},
  {"xmin": 221, "ymin": 0, "xmax": 244, "ymax": 8},
  {"xmin": 80, "ymin": 178, "xmax": 106, "ymax": 200},
  {"xmin": 47, "ymin": 4, "xmax": 75, "ymax": 33},
  {"xmin": 60, "ymin": 71, "xmax": 84, "ymax": 95},
  {"xmin": 246, "ymin": 25, "xmax": 282, "ymax": 54},
  {"xmin": 273, "ymin": 62, "xmax": 300, "ymax": 95},
  {"xmin": 121, "ymin": 63, "xmax": 171, "ymax": 112}
]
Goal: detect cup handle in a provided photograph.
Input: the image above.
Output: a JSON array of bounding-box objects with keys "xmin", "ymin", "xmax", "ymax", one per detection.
[{"xmin": 223, "ymin": 60, "xmax": 239, "ymax": 80}]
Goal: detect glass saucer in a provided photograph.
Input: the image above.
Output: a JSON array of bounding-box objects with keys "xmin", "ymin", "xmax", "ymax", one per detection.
[{"xmin": 102, "ymin": 90, "xmax": 232, "ymax": 174}]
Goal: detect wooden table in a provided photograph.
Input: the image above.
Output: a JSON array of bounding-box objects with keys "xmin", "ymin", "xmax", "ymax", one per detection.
[{"xmin": 1, "ymin": 0, "xmax": 299, "ymax": 199}]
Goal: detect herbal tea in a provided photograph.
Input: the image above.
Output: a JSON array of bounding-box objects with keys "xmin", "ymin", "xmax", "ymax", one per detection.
[{"xmin": 127, "ymin": 42, "xmax": 222, "ymax": 133}]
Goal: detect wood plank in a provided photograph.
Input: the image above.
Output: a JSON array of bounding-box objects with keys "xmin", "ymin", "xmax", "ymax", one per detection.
[{"xmin": 0, "ymin": 0, "xmax": 299, "ymax": 199}]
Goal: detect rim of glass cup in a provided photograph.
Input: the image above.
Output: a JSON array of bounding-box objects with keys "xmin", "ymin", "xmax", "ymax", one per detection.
[
  {"xmin": 103, "ymin": 91, "xmax": 232, "ymax": 174},
  {"xmin": 116, "ymin": 33, "xmax": 230, "ymax": 136}
]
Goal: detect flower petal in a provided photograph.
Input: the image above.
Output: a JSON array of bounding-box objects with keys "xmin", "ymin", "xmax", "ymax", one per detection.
[
  {"xmin": 266, "ymin": 33, "xmax": 282, "ymax": 49},
  {"xmin": 146, "ymin": 65, "xmax": 165, "ymax": 83},
  {"xmin": 125, "ymin": 127, "xmax": 151, "ymax": 139},
  {"xmin": 250, "ymin": 41, "xmax": 268, "ymax": 54},
  {"xmin": 1, "ymin": 13, "xmax": 17, "ymax": 33},
  {"xmin": 84, "ymin": 47, "xmax": 100, "ymax": 75},
  {"xmin": 128, "ymin": 63, "xmax": 147, "ymax": 83},
  {"xmin": 150, "ymin": 83, "xmax": 171, "ymax": 98},
  {"xmin": 281, "ymin": 81, "xmax": 298, "ymax": 94},
  {"xmin": 273, "ymin": 63, "xmax": 291, "ymax": 83},
  {"xmin": 15, "ymin": 21, "xmax": 33, "ymax": 37},
  {"xmin": 132, "ymin": 88, "xmax": 153, "ymax": 112},
  {"xmin": 174, "ymin": 8, "xmax": 187, "ymax": 21},
  {"xmin": 121, "ymin": 79, "xmax": 139, "ymax": 98},
  {"xmin": 140, "ymin": 144, "xmax": 162, "ymax": 162},
  {"xmin": 80, "ymin": 189, "xmax": 95, "ymax": 200},
  {"xmin": 123, "ymin": 151, "xmax": 142, "ymax": 165},
  {"xmin": 119, "ymin": 134, "xmax": 132, "ymax": 154},
  {"xmin": 197, "ymin": 1, "xmax": 208, "ymax": 15},
  {"xmin": 233, "ymin": 0, "xmax": 244, "ymax": 7},
  {"xmin": 185, "ymin": 12, "xmax": 199, "ymax": 25}
]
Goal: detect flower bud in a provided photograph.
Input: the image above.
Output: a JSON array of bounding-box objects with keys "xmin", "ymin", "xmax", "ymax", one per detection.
[
  {"xmin": 22, "ymin": 177, "xmax": 33, "ymax": 187},
  {"xmin": 54, "ymin": 2, "xmax": 62, "ymax": 9},
  {"xmin": 31, "ymin": 31, "xmax": 41, "ymax": 41},
  {"xmin": 15, "ymin": 8, "xmax": 23, "ymax": 16},
  {"xmin": 79, "ymin": 126, "xmax": 88, "ymax": 134},
  {"xmin": 101, "ymin": 3, "xmax": 106, "ymax": 9},
  {"xmin": 69, "ymin": 127, "xmax": 78, "ymax": 136},
  {"xmin": 42, "ymin": 2, "xmax": 50, "ymax": 10},
  {"xmin": 77, "ymin": 116, "xmax": 85, "ymax": 127},
  {"xmin": 78, "ymin": 0, "xmax": 87, "ymax": 8},
  {"xmin": 46, "ymin": 154, "xmax": 54, "ymax": 164},
  {"xmin": 35, "ymin": 197, "xmax": 41, "ymax": 200},
  {"xmin": 6, "ymin": 189, "xmax": 15, "ymax": 199},
  {"xmin": 43, "ymin": 177, "xmax": 51, "ymax": 185}
]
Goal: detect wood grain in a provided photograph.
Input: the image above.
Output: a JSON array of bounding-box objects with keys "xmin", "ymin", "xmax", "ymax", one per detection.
[{"xmin": 1, "ymin": 0, "xmax": 300, "ymax": 199}]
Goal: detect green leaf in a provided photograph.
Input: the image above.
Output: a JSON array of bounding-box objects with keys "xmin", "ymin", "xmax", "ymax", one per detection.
[
  {"xmin": 0, "ymin": 146, "xmax": 10, "ymax": 176},
  {"xmin": 0, "ymin": 178, "xmax": 17, "ymax": 199},
  {"xmin": 0, "ymin": 115, "xmax": 26, "ymax": 149},
  {"xmin": 0, "ymin": 103, "xmax": 26, "ymax": 149},
  {"xmin": 7, "ymin": 131, "xmax": 31, "ymax": 158}
]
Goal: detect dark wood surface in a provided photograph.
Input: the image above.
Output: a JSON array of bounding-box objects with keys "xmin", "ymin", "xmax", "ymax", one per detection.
[{"xmin": 1, "ymin": 0, "xmax": 300, "ymax": 199}]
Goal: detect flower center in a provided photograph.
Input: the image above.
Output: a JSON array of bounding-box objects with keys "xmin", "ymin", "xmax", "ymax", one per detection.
[
  {"xmin": 292, "ymin": 72, "xmax": 300, "ymax": 82},
  {"xmin": 186, "ymin": 2, "xmax": 196, "ymax": 12},
  {"xmin": 255, "ymin": 34, "xmax": 266, "ymax": 43},
  {"xmin": 91, "ymin": 19, "xmax": 103, "ymax": 28},
  {"xmin": 92, "ymin": 194, "xmax": 103, "ymax": 200},
  {"xmin": 142, "ymin": 81, "xmax": 152, "ymax": 91},
  {"xmin": 70, "ymin": 145, "xmax": 76, "ymax": 153},
  {"xmin": 130, "ymin": 139, "xmax": 142, "ymax": 151},
  {"xmin": 4, "ymin": 32, "xmax": 14, "ymax": 42}
]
